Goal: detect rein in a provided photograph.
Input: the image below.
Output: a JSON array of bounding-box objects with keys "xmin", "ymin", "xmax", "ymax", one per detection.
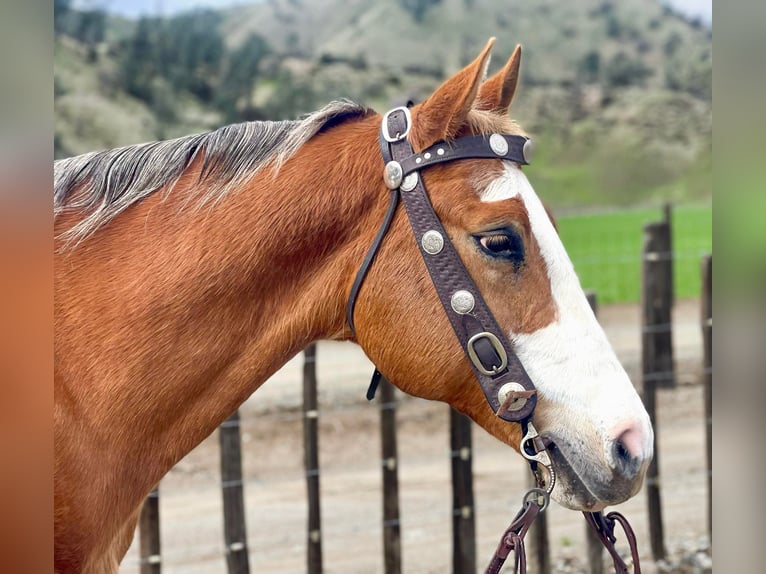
[{"xmin": 346, "ymin": 106, "xmax": 642, "ymax": 573}]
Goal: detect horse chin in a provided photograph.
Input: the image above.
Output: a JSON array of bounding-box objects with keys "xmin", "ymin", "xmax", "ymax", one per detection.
[
  {"xmin": 542, "ymin": 434, "xmax": 643, "ymax": 512},
  {"xmin": 546, "ymin": 451, "xmax": 608, "ymax": 512}
]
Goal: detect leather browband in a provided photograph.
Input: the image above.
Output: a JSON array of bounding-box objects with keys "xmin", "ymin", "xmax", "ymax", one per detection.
[
  {"xmin": 347, "ymin": 106, "xmax": 537, "ymax": 423},
  {"xmin": 398, "ymin": 133, "xmax": 533, "ymax": 175}
]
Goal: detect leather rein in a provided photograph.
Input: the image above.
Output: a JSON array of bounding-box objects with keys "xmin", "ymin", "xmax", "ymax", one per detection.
[{"xmin": 346, "ymin": 106, "xmax": 641, "ymax": 573}]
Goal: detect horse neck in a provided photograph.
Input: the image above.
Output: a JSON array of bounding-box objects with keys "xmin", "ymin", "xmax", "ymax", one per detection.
[{"xmin": 55, "ymin": 115, "xmax": 384, "ymax": 510}]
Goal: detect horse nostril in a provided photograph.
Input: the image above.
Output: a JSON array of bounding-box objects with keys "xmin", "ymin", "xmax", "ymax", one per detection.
[
  {"xmin": 609, "ymin": 422, "xmax": 648, "ymax": 479},
  {"xmin": 611, "ymin": 438, "xmax": 641, "ymax": 479},
  {"xmin": 615, "ymin": 440, "xmax": 630, "ymax": 463},
  {"xmin": 614, "ymin": 438, "xmax": 633, "ymax": 463}
]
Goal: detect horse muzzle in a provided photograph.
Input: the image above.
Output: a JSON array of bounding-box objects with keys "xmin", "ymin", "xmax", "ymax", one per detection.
[{"xmin": 540, "ymin": 427, "xmax": 652, "ymax": 511}]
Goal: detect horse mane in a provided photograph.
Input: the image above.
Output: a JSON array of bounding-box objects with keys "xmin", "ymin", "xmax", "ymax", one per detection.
[{"xmin": 54, "ymin": 99, "xmax": 372, "ymax": 242}]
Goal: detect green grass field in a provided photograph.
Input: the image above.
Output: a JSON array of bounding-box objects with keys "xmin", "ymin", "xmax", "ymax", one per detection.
[{"xmin": 557, "ymin": 204, "xmax": 712, "ymax": 304}]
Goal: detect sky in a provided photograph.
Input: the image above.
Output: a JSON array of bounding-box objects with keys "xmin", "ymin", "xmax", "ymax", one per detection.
[{"xmin": 74, "ymin": 0, "xmax": 712, "ymax": 24}]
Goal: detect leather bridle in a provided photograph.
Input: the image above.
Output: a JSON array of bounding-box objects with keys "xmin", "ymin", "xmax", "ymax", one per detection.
[
  {"xmin": 346, "ymin": 106, "xmax": 641, "ymax": 573},
  {"xmin": 347, "ymin": 106, "xmax": 540, "ymax": 423}
]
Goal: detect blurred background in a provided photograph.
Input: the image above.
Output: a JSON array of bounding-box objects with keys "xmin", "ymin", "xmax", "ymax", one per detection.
[
  {"xmin": 54, "ymin": 0, "xmax": 712, "ymax": 302},
  {"xmin": 53, "ymin": 1, "xmax": 713, "ymax": 573}
]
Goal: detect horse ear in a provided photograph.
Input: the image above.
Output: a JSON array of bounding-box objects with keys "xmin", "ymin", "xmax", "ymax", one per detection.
[
  {"xmin": 476, "ymin": 44, "xmax": 522, "ymax": 115},
  {"xmin": 411, "ymin": 37, "xmax": 496, "ymax": 149}
]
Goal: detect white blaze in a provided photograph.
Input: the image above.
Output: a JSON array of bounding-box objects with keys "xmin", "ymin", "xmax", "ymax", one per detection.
[{"xmin": 481, "ymin": 163, "xmax": 653, "ymax": 460}]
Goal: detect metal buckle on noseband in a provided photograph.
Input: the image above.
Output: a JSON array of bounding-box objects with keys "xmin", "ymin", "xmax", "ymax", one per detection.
[{"xmin": 467, "ymin": 331, "xmax": 508, "ymax": 376}]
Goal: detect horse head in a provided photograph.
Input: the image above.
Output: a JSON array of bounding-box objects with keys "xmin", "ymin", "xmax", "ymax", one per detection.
[{"xmin": 351, "ymin": 39, "xmax": 653, "ymax": 511}]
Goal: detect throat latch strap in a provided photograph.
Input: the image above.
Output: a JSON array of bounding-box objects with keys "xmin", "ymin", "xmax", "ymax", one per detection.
[{"xmin": 345, "ymin": 186, "xmax": 399, "ymax": 335}]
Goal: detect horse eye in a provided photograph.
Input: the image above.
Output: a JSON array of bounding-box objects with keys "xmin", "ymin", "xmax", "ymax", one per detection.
[{"xmin": 475, "ymin": 230, "xmax": 524, "ymax": 264}]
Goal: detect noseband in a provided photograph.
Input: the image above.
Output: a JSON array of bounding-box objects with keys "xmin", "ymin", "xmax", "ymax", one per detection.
[{"xmin": 345, "ymin": 106, "xmax": 641, "ymax": 573}]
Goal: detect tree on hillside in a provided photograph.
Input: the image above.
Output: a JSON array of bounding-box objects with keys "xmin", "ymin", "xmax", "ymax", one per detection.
[
  {"xmin": 579, "ymin": 51, "xmax": 601, "ymax": 84},
  {"xmin": 400, "ymin": 0, "xmax": 442, "ymax": 23},
  {"xmin": 54, "ymin": 0, "xmax": 71, "ymax": 36},
  {"xmin": 664, "ymin": 55, "xmax": 711, "ymax": 100},
  {"xmin": 159, "ymin": 10, "xmax": 225, "ymax": 103},
  {"xmin": 119, "ymin": 10, "xmax": 225, "ymax": 114},
  {"xmin": 603, "ymin": 52, "xmax": 652, "ymax": 88},
  {"xmin": 121, "ymin": 17, "xmax": 159, "ymax": 102},
  {"xmin": 262, "ymin": 69, "xmax": 317, "ymax": 121},
  {"xmin": 54, "ymin": 0, "xmax": 105, "ymax": 61},
  {"xmin": 217, "ymin": 34, "xmax": 271, "ymax": 121},
  {"xmin": 76, "ymin": 9, "xmax": 106, "ymax": 62}
]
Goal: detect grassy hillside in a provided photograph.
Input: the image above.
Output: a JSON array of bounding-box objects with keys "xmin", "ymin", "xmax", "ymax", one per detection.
[
  {"xmin": 54, "ymin": 0, "xmax": 711, "ymax": 208},
  {"xmin": 223, "ymin": 0, "xmax": 710, "ymax": 90}
]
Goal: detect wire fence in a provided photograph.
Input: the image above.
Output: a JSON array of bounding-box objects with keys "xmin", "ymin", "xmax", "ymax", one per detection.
[{"xmin": 558, "ymin": 203, "xmax": 712, "ymax": 303}]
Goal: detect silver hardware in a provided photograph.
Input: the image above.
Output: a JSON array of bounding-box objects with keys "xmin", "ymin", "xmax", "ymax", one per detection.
[
  {"xmin": 437, "ymin": 148, "xmax": 445, "ymax": 156},
  {"xmin": 466, "ymin": 332, "xmax": 508, "ymax": 375},
  {"xmin": 521, "ymin": 421, "xmax": 552, "ymax": 469},
  {"xmin": 400, "ymin": 172, "xmax": 418, "ymax": 192},
  {"xmin": 489, "ymin": 133, "xmax": 509, "ymax": 156},
  {"xmin": 497, "ymin": 382, "xmax": 527, "ymax": 412},
  {"xmin": 381, "ymin": 106, "xmax": 412, "ymax": 142},
  {"xmin": 522, "ymin": 138, "xmax": 535, "ymax": 164},
  {"xmin": 520, "ymin": 421, "xmax": 555, "ymax": 493},
  {"xmin": 421, "ymin": 230, "xmax": 444, "ymax": 254},
  {"xmin": 383, "ymin": 161, "xmax": 403, "ymax": 189},
  {"xmin": 450, "ymin": 290, "xmax": 475, "ymax": 314},
  {"xmin": 523, "ymin": 487, "xmax": 550, "ymax": 510},
  {"xmin": 424, "ymin": 152, "xmax": 432, "ymax": 160},
  {"xmin": 415, "ymin": 157, "xmax": 422, "ymax": 164}
]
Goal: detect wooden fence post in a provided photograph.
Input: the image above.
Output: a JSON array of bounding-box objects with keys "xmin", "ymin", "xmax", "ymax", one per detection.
[
  {"xmin": 584, "ymin": 291, "xmax": 604, "ymax": 574},
  {"xmin": 220, "ymin": 410, "xmax": 250, "ymax": 574},
  {"xmin": 450, "ymin": 409, "xmax": 476, "ymax": 574},
  {"xmin": 303, "ymin": 343, "xmax": 323, "ymax": 573},
  {"xmin": 641, "ymin": 222, "xmax": 669, "ymax": 561},
  {"xmin": 701, "ymin": 256, "xmax": 712, "ymax": 541},
  {"xmin": 663, "ymin": 203, "xmax": 675, "ymax": 309},
  {"xmin": 380, "ymin": 376, "xmax": 402, "ymax": 574},
  {"xmin": 139, "ymin": 487, "xmax": 161, "ymax": 574},
  {"xmin": 526, "ymin": 469, "xmax": 550, "ymax": 574},
  {"xmin": 654, "ymin": 209, "xmax": 675, "ymax": 389}
]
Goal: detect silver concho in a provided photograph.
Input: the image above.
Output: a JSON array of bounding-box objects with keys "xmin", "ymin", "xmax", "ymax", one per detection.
[
  {"xmin": 383, "ymin": 161, "xmax": 403, "ymax": 189},
  {"xmin": 489, "ymin": 133, "xmax": 509, "ymax": 157},
  {"xmin": 421, "ymin": 230, "xmax": 444, "ymax": 254},
  {"xmin": 400, "ymin": 172, "xmax": 418, "ymax": 192},
  {"xmin": 522, "ymin": 138, "xmax": 535, "ymax": 164},
  {"xmin": 497, "ymin": 382, "xmax": 527, "ymax": 411},
  {"xmin": 451, "ymin": 290, "xmax": 475, "ymax": 314}
]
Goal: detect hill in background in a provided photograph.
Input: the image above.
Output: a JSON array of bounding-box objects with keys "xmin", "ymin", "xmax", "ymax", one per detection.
[{"xmin": 54, "ymin": 0, "xmax": 711, "ymax": 209}]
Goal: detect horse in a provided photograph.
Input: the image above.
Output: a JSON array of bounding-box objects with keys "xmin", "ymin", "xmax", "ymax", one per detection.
[{"xmin": 54, "ymin": 39, "xmax": 653, "ymax": 573}]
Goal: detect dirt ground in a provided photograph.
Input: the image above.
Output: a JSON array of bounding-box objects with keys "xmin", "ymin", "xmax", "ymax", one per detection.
[{"xmin": 121, "ymin": 299, "xmax": 709, "ymax": 573}]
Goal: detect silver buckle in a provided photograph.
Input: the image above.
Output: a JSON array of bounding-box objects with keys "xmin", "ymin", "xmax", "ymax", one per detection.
[
  {"xmin": 466, "ymin": 332, "xmax": 508, "ymax": 376},
  {"xmin": 381, "ymin": 106, "xmax": 412, "ymax": 143}
]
